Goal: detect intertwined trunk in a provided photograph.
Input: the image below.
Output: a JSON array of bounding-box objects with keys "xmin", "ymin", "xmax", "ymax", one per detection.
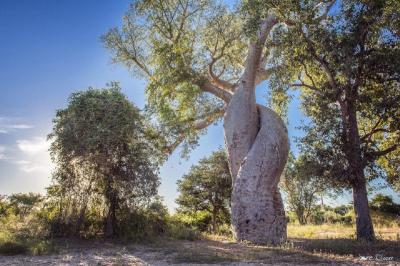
[{"xmin": 224, "ymin": 80, "xmax": 289, "ymax": 244}]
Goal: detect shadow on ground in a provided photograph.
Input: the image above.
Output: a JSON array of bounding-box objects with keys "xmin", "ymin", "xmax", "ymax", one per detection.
[{"xmin": 0, "ymin": 237, "xmax": 398, "ymax": 265}]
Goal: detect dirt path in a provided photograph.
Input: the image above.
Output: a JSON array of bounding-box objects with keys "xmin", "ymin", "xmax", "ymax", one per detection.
[{"xmin": 0, "ymin": 238, "xmax": 398, "ymax": 265}]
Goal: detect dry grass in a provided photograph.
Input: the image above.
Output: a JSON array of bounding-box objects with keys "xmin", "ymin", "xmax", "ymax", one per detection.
[{"xmin": 288, "ymin": 223, "xmax": 400, "ymax": 240}]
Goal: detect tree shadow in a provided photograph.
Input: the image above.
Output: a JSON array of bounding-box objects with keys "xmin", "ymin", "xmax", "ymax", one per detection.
[
  {"xmin": 164, "ymin": 238, "xmax": 358, "ymax": 265},
  {"xmin": 291, "ymin": 238, "xmax": 399, "ymax": 262}
]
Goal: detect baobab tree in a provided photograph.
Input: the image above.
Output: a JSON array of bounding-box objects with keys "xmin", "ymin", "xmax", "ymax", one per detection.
[{"xmin": 103, "ymin": 0, "xmax": 289, "ymax": 244}]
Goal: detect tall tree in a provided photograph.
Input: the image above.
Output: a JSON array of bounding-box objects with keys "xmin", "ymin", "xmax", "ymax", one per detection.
[
  {"xmin": 48, "ymin": 84, "xmax": 160, "ymax": 237},
  {"xmin": 268, "ymin": 0, "xmax": 400, "ymax": 240},
  {"xmin": 176, "ymin": 150, "xmax": 231, "ymax": 233},
  {"xmin": 103, "ymin": 0, "xmax": 289, "ymax": 244}
]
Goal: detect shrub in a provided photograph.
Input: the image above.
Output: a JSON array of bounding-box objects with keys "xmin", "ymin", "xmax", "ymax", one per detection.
[
  {"xmin": 167, "ymin": 222, "xmax": 200, "ymax": 241},
  {"xmin": 217, "ymin": 223, "xmax": 232, "ymax": 236}
]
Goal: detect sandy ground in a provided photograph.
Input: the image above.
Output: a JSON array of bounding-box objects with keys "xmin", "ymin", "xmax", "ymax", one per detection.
[{"xmin": 0, "ymin": 238, "xmax": 399, "ymax": 265}]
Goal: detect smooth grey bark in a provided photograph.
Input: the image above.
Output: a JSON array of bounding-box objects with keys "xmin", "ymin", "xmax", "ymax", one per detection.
[{"xmin": 224, "ymin": 102, "xmax": 289, "ymax": 244}]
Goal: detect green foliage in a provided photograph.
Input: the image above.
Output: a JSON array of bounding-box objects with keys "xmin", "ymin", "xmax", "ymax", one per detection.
[
  {"xmin": 48, "ymin": 84, "xmax": 160, "ymax": 237},
  {"xmin": 167, "ymin": 218, "xmax": 201, "ymax": 241},
  {"xmin": 102, "ymin": 1, "xmax": 250, "ymax": 155},
  {"xmin": 270, "ymin": 0, "xmax": 400, "ymax": 190},
  {"xmin": 117, "ymin": 197, "xmax": 169, "ymax": 241},
  {"xmin": 370, "ymin": 193, "xmax": 400, "ymax": 215},
  {"xmin": 7, "ymin": 193, "xmax": 43, "ymax": 218},
  {"xmin": 281, "ymin": 153, "xmax": 335, "ymax": 224},
  {"xmin": 176, "ymin": 150, "xmax": 231, "ymax": 232}
]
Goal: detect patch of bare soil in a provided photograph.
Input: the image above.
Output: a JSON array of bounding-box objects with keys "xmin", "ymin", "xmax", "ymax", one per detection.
[{"xmin": 0, "ymin": 238, "xmax": 398, "ymax": 265}]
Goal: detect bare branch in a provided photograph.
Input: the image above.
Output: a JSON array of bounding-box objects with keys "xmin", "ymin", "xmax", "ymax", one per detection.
[
  {"xmin": 366, "ymin": 144, "xmax": 398, "ymax": 160},
  {"xmin": 255, "ymin": 67, "xmax": 275, "ymax": 86},
  {"xmin": 208, "ymin": 59, "xmax": 235, "ymax": 92},
  {"xmin": 197, "ymin": 80, "xmax": 232, "ymax": 103},
  {"xmin": 165, "ymin": 108, "xmax": 225, "ymax": 154},
  {"xmin": 242, "ymin": 14, "xmax": 278, "ymax": 84},
  {"xmin": 291, "ymin": 81, "xmax": 323, "ymax": 95}
]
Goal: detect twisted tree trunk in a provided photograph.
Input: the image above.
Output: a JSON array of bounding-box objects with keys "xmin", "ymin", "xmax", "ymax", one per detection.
[
  {"xmin": 224, "ymin": 85, "xmax": 289, "ymax": 245},
  {"xmin": 221, "ymin": 14, "xmax": 289, "ymax": 245}
]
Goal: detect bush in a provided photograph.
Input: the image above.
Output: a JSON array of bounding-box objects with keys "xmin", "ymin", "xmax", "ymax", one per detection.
[
  {"xmin": 324, "ymin": 210, "xmax": 342, "ymax": 224},
  {"xmin": 167, "ymin": 222, "xmax": 200, "ymax": 241},
  {"xmin": 217, "ymin": 223, "xmax": 232, "ymax": 236},
  {"xmin": 172, "ymin": 211, "xmax": 212, "ymax": 232},
  {"xmin": 309, "ymin": 209, "xmax": 325, "ymax": 225}
]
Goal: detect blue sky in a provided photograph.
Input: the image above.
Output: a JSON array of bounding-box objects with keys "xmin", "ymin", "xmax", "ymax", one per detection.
[{"xmin": 0, "ymin": 0, "xmax": 397, "ymax": 211}]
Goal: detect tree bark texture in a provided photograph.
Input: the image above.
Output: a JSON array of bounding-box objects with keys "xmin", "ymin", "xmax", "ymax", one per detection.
[
  {"xmin": 343, "ymin": 99, "xmax": 375, "ymax": 241},
  {"xmin": 224, "ymin": 83, "xmax": 289, "ymax": 244}
]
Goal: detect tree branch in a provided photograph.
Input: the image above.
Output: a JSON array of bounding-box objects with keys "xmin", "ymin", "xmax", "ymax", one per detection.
[
  {"xmin": 208, "ymin": 58, "xmax": 236, "ymax": 92},
  {"xmin": 241, "ymin": 14, "xmax": 278, "ymax": 86},
  {"xmin": 302, "ymin": 30, "xmax": 339, "ymax": 93},
  {"xmin": 165, "ymin": 108, "xmax": 225, "ymax": 154},
  {"xmin": 291, "ymin": 81, "xmax": 323, "ymax": 95},
  {"xmin": 197, "ymin": 80, "xmax": 232, "ymax": 103},
  {"xmin": 366, "ymin": 144, "xmax": 398, "ymax": 160}
]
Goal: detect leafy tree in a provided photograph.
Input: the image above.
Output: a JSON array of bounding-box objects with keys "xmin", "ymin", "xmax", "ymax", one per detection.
[
  {"xmin": 370, "ymin": 193, "xmax": 400, "ymax": 214},
  {"xmin": 7, "ymin": 193, "xmax": 43, "ymax": 218},
  {"xmin": 103, "ymin": 0, "xmax": 289, "ymax": 244},
  {"xmin": 176, "ymin": 150, "xmax": 231, "ymax": 233},
  {"xmin": 281, "ymin": 153, "xmax": 332, "ymax": 225},
  {"xmin": 48, "ymin": 84, "xmax": 160, "ymax": 237},
  {"xmin": 266, "ymin": 0, "xmax": 399, "ymax": 241}
]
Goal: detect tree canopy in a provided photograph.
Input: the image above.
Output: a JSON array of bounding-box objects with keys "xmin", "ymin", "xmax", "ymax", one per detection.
[
  {"xmin": 48, "ymin": 84, "xmax": 160, "ymax": 236},
  {"xmin": 102, "ymin": 0, "xmax": 283, "ymax": 155},
  {"xmin": 265, "ymin": 0, "xmax": 399, "ymax": 240},
  {"xmin": 281, "ymin": 153, "xmax": 334, "ymax": 225},
  {"xmin": 176, "ymin": 150, "xmax": 231, "ymax": 232}
]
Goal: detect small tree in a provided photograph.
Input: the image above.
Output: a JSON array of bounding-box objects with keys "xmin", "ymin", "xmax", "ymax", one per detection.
[
  {"xmin": 176, "ymin": 150, "xmax": 231, "ymax": 233},
  {"xmin": 48, "ymin": 83, "xmax": 160, "ymax": 237},
  {"xmin": 281, "ymin": 153, "xmax": 331, "ymax": 225}
]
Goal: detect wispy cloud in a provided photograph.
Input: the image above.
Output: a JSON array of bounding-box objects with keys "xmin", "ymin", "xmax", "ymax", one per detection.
[
  {"xmin": 14, "ymin": 160, "xmax": 48, "ymax": 173},
  {"xmin": 12, "ymin": 137, "xmax": 53, "ymax": 173},
  {"xmin": 0, "ymin": 116, "xmax": 34, "ymax": 133},
  {"xmin": 17, "ymin": 137, "xmax": 49, "ymax": 155},
  {"xmin": 7, "ymin": 124, "xmax": 34, "ymax": 129},
  {"xmin": 0, "ymin": 146, "xmax": 6, "ymax": 160}
]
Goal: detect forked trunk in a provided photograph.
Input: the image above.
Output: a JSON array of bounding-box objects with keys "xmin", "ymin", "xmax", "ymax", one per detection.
[{"xmin": 224, "ymin": 83, "xmax": 289, "ymax": 245}]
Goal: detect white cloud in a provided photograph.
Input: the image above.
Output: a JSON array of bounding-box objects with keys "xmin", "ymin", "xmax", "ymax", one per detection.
[
  {"xmin": 7, "ymin": 124, "xmax": 34, "ymax": 129},
  {"xmin": 15, "ymin": 160, "xmax": 48, "ymax": 173},
  {"xmin": 13, "ymin": 137, "xmax": 53, "ymax": 173},
  {"xmin": 0, "ymin": 116, "xmax": 33, "ymax": 133},
  {"xmin": 17, "ymin": 137, "xmax": 49, "ymax": 155},
  {"xmin": 0, "ymin": 146, "xmax": 6, "ymax": 160}
]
